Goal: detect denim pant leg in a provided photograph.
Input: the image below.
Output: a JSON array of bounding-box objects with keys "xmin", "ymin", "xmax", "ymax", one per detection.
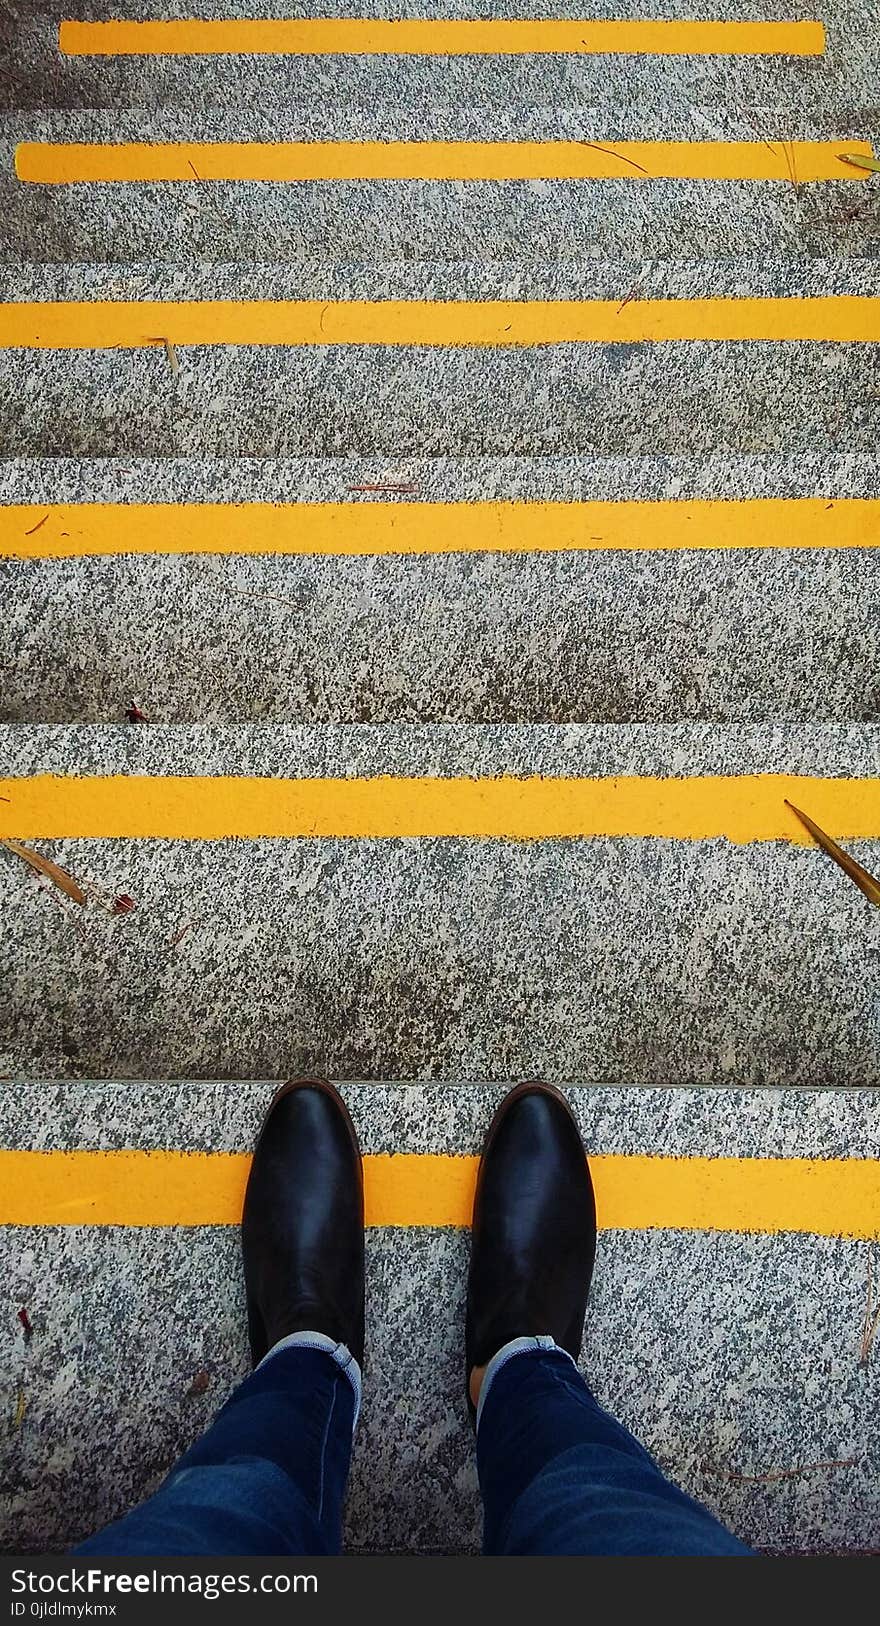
[
  {"xmin": 477, "ymin": 1339, "xmax": 751, "ymax": 1556},
  {"xmin": 74, "ymin": 1338, "xmax": 359, "ymax": 1557}
]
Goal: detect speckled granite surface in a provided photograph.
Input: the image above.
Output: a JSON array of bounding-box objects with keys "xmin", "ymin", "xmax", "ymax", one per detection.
[
  {"xmin": 2, "ymin": 724, "xmax": 880, "ymax": 1084},
  {"xmin": 8, "ymin": 452, "xmax": 876, "ymax": 726},
  {"xmin": 0, "ymin": 260, "xmax": 878, "ymax": 458},
  {"xmin": 3, "ymin": 1079, "xmax": 879, "ymax": 1158},
  {"xmin": 4, "ymin": 1223, "xmax": 879, "ymax": 1554},
  {"xmin": 3, "ymin": 0, "xmax": 880, "ymax": 1561},
  {"xmin": 2, "ymin": 171, "xmax": 877, "ymax": 265},
  {"xmin": 4, "ymin": 718, "xmax": 880, "ymax": 778},
  {"xmin": 4, "ymin": 1083, "xmax": 880, "ymax": 1554},
  {"xmin": 2, "ymin": 450, "xmax": 878, "ymax": 503},
  {"xmin": 1, "ymin": 341, "xmax": 878, "ymax": 459},
  {"xmin": 4, "ymin": 530, "xmax": 880, "ymax": 724},
  {"xmin": 1, "ymin": 0, "xmax": 876, "ymax": 113},
  {"xmin": 4, "ymin": 258, "xmax": 880, "ymax": 300}
]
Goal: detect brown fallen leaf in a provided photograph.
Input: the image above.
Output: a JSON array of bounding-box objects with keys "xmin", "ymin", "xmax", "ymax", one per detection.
[
  {"xmin": 187, "ymin": 1369, "xmax": 211, "ymax": 1397},
  {"xmin": 145, "ymin": 336, "xmax": 179, "ymax": 375},
  {"xmin": 1, "ymin": 838, "xmax": 86, "ymax": 906},
  {"xmin": 784, "ymin": 800, "xmax": 880, "ymax": 907},
  {"xmin": 14, "ymin": 1390, "xmax": 27, "ymax": 1430}
]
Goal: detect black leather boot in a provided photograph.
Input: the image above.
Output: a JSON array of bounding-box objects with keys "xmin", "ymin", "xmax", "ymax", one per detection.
[
  {"xmin": 243, "ymin": 1078, "xmax": 365, "ymax": 1366},
  {"xmin": 465, "ymin": 1082, "xmax": 596, "ymax": 1419}
]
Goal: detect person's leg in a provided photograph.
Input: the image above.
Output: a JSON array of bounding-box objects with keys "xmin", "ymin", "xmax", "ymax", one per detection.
[
  {"xmin": 476, "ymin": 1338, "xmax": 750, "ymax": 1556},
  {"xmin": 466, "ymin": 1083, "xmax": 750, "ymax": 1556},
  {"xmin": 75, "ymin": 1079, "xmax": 365, "ymax": 1557},
  {"xmin": 75, "ymin": 1336, "xmax": 358, "ymax": 1556}
]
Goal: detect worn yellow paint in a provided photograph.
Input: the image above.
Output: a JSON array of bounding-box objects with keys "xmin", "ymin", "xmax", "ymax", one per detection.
[
  {"xmin": 57, "ymin": 19, "xmax": 828, "ymax": 57},
  {"xmin": 1, "ymin": 774, "xmax": 879, "ymax": 843},
  {"xmin": 15, "ymin": 139, "xmax": 870, "ymax": 185},
  {"xmin": 1, "ymin": 297, "xmax": 878, "ymax": 350},
  {"xmin": 1, "ymin": 1149, "xmax": 878, "ymax": 1236},
  {"xmin": 2, "ymin": 497, "xmax": 878, "ymax": 560}
]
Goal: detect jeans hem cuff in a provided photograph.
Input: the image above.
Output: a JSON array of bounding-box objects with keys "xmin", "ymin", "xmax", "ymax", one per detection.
[
  {"xmin": 258, "ymin": 1330, "xmax": 362, "ymax": 1431},
  {"xmin": 476, "ymin": 1335, "xmax": 576, "ymax": 1432}
]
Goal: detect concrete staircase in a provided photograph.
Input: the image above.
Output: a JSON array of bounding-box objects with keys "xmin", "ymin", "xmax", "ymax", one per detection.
[{"xmin": 1, "ymin": 1, "xmax": 879, "ymax": 1555}]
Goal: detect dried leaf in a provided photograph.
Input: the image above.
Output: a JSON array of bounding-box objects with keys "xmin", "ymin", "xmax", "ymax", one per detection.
[
  {"xmin": 145, "ymin": 336, "xmax": 180, "ymax": 375},
  {"xmin": 839, "ymin": 152, "xmax": 880, "ymax": 174},
  {"xmin": 1, "ymin": 839, "xmax": 86, "ymax": 906},
  {"xmin": 187, "ymin": 1369, "xmax": 211, "ymax": 1397},
  {"xmin": 347, "ymin": 483, "xmax": 417, "ymax": 493},
  {"xmin": 14, "ymin": 1390, "xmax": 27, "ymax": 1429},
  {"xmin": 859, "ymin": 1249, "xmax": 880, "ymax": 1368},
  {"xmin": 17, "ymin": 1306, "xmax": 33, "ymax": 1342},
  {"xmin": 577, "ymin": 140, "xmax": 649, "ymax": 174},
  {"xmin": 785, "ymin": 801, "xmax": 880, "ymax": 907},
  {"xmin": 703, "ymin": 1454, "xmax": 861, "ymax": 1485},
  {"xmin": 111, "ymin": 894, "xmax": 136, "ymax": 915}
]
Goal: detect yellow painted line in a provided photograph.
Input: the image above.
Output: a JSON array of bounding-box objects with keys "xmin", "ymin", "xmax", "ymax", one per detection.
[
  {"xmin": 1, "ymin": 1150, "xmax": 877, "ymax": 1236},
  {"xmin": 15, "ymin": 140, "xmax": 871, "ymax": 185},
  {"xmin": 2, "ymin": 775, "xmax": 880, "ymax": 843},
  {"xmin": 18, "ymin": 140, "xmax": 871, "ymax": 187},
  {"xmin": 58, "ymin": 19, "xmax": 827, "ymax": 58},
  {"xmin": 3, "ymin": 497, "xmax": 879, "ymax": 561},
  {"xmin": 1, "ymin": 298, "xmax": 878, "ymax": 350}
]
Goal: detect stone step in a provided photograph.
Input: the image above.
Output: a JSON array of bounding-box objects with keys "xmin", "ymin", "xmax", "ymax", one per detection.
[
  {"xmin": 4, "ymin": 1077, "xmax": 879, "ymax": 1554},
  {"xmin": 1, "ymin": 452, "xmax": 879, "ymax": 724},
  {"xmin": 1, "ymin": 0, "xmax": 877, "ymax": 111},
  {"xmin": 0, "ymin": 259, "xmax": 878, "ymax": 459},
  {"xmin": 2, "ymin": 722, "xmax": 880, "ymax": 1084},
  {"xmin": 2, "ymin": 106, "xmax": 877, "ymax": 262}
]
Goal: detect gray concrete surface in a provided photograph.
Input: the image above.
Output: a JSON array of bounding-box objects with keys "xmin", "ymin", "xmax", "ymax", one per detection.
[{"xmin": 4, "ymin": 1084, "xmax": 880, "ymax": 1555}]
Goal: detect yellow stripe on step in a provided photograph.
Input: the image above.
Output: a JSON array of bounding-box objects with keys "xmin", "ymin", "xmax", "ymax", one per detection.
[
  {"xmin": 14, "ymin": 139, "xmax": 870, "ymax": 184},
  {"xmin": 3, "ymin": 498, "xmax": 879, "ymax": 561},
  {"xmin": 57, "ymin": 19, "xmax": 828, "ymax": 58},
  {"xmin": 1, "ymin": 298, "xmax": 879, "ymax": 349},
  {"xmin": 1, "ymin": 1149, "xmax": 877, "ymax": 1236},
  {"xmin": 1, "ymin": 775, "xmax": 880, "ymax": 843}
]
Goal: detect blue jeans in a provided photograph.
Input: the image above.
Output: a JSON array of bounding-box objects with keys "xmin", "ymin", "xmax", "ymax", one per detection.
[{"xmin": 75, "ymin": 1334, "xmax": 749, "ymax": 1557}]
